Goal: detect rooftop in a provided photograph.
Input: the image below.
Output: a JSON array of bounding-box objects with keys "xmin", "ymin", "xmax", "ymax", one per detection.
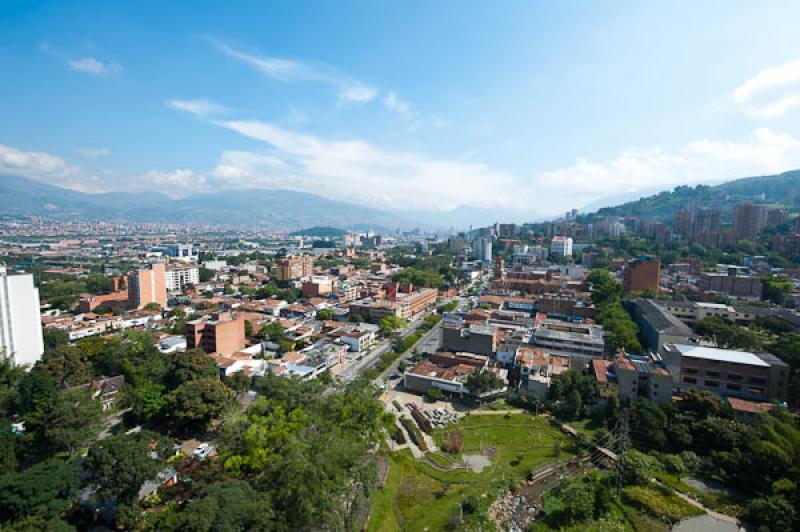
[{"xmin": 670, "ymin": 344, "xmax": 771, "ymax": 367}]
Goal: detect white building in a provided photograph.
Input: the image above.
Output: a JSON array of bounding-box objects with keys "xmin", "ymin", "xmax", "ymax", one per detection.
[
  {"xmin": 165, "ymin": 264, "xmax": 200, "ymax": 291},
  {"xmin": 549, "ymin": 236, "xmax": 573, "ymax": 258},
  {"xmin": 0, "ymin": 266, "xmax": 44, "ymax": 367}
]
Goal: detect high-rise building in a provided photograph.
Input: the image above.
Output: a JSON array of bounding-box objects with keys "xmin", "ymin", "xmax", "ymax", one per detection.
[
  {"xmin": 692, "ymin": 209, "xmax": 721, "ymax": 244},
  {"xmin": 128, "ymin": 262, "xmax": 167, "ymax": 310},
  {"xmin": 276, "ymin": 255, "xmax": 315, "ymax": 282},
  {"xmin": 672, "ymin": 209, "xmax": 692, "ymax": 240},
  {"xmin": 734, "ymin": 204, "xmax": 768, "ymax": 240},
  {"xmin": 0, "ymin": 266, "xmax": 44, "ymax": 367},
  {"xmin": 624, "ymin": 256, "xmax": 660, "ymax": 294},
  {"xmin": 549, "ymin": 236, "xmax": 573, "ymax": 258},
  {"xmin": 165, "ymin": 264, "xmax": 199, "ymax": 291},
  {"xmin": 472, "ymin": 237, "xmax": 492, "ymax": 262}
]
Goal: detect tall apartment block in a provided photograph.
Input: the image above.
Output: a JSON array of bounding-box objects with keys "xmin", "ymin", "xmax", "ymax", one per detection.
[
  {"xmin": 0, "ymin": 266, "xmax": 44, "ymax": 367},
  {"xmin": 127, "ymin": 262, "xmax": 167, "ymax": 309},
  {"xmin": 276, "ymin": 255, "xmax": 315, "ymax": 283},
  {"xmin": 734, "ymin": 204, "xmax": 768, "ymax": 240},
  {"xmin": 624, "ymin": 256, "xmax": 660, "ymax": 294}
]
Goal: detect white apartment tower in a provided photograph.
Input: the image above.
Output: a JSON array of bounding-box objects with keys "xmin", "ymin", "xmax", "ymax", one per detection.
[
  {"xmin": 0, "ymin": 266, "xmax": 44, "ymax": 367},
  {"xmin": 549, "ymin": 236, "xmax": 573, "ymax": 258}
]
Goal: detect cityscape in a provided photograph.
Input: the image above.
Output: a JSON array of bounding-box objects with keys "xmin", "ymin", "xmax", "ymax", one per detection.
[{"xmin": 2, "ymin": 2, "xmax": 800, "ymax": 532}]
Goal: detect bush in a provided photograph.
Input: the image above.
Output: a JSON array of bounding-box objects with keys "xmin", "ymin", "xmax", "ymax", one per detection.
[
  {"xmin": 400, "ymin": 416, "xmax": 427, "ymax": 452},
  {"xmin": 391, "ymin": 425, "xmax": 406, "ymax": 445}
]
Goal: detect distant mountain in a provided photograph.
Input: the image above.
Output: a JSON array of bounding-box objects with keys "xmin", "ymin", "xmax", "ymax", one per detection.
[
  {"xmin": 288, "ymin": 226, "xmax": 347, "ymax": 238},
  {"xmin": 0, "ymin": 175, "xmax": 410, "ymax": 230},
  {"xmin": 591, "ymin": 169, "xmax": 800, "ymax": 221}
]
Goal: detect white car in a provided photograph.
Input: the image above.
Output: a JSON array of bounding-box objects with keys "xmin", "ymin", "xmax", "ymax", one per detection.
[{"xmin": 193, "ymin": 443, "xmax": 212, "ymax": 460}]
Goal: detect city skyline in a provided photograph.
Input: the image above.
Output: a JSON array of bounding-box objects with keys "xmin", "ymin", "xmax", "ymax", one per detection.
[{"xmin": 2, "ymin": 1, "xmax": 800, "ymax": 221}]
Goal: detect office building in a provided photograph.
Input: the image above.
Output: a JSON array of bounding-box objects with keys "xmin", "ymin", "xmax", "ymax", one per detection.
[
  {"xmin": 0, "ymin": 266, "xmax": 44, "ymax": 367},
  {"xmin": 699, "ymin": 268, "xmax": 762, "ymax": 299},
  {"xmin": 628, "ymin": 298, "xmax": 694, "ymax": 354},
  {"xmin": 442, "ymin": 324, "xmax": 497, "ymax": 356},
  {"xmin": 127, "ymin": 263, "xmax": 167, "ymax": 310},
  {"xmin": 533, "ymin": 319, "xmax": 604, "ymax": 364}
]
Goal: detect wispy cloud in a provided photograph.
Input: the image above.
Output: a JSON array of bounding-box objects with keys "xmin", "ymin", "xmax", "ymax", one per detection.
[
  {"xmin": 0, "ymin": 144, "xmax": 80, "ymax": 182},
  {"xmin": 167, "ymin": 98, "xmax": 229, "ymax": 117},
  {"xmin": 210, "ymin": 40, "xmax": 377, "ymax": 103},
  {"xmin": 199, "ymin": 120, "xmax": 800, "ymax": 215},
  {"xmin": 77, "ymin": 147, "xmax": 111, "ymax": 158},
  {"xmin": 68, "ymin": 57, "xmax": 121, "ymax": 77},
  {"xmin": 40, "ymin": 42, "xmax": 121, "ymax": 78},
  {"xmin": 734, "ymin": 58, "xmax": 800, "ymax": 118},
  {"xmin": 382, "ymin": 91, "xmax": 412, "ymax": 117}
]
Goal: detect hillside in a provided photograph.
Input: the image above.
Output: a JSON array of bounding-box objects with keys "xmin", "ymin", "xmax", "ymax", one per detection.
[
  {"xmin": 0, "ymin": 175, "xmax": 407, "ymax": 230},
  {"xmin": 288, "ymin": 226, "xmax": 347, "ymax": 238},
  {"xmin": 592, "ymin": 169, "xmax": 800, "ymax": 221}
]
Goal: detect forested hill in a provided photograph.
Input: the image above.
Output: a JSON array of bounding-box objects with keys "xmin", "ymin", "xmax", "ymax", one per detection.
[{"xmin": 591, "ymin": 169, "xmax": 800, "ymax": 221}]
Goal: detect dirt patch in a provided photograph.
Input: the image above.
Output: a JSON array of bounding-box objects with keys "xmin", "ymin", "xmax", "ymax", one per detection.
[
  {"xmin": 462, "ymin": 453, "xmax": 492, "ymax": 473},
  {"xmin": 485, "ymin": 447, "xmax": 497, "ymax": 457}
]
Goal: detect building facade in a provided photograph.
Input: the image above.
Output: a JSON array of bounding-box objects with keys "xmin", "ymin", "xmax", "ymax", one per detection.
[
  {"xmin": 0, "ymin": 267, "xmax": 44, "ymax": 367},
  {"xmin": 127, "ymin": 262, "xmax": 167, "ymax": 309}
]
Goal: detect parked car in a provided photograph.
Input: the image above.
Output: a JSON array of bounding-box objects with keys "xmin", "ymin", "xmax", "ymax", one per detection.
[{"xmin": 194, "ymin": 443, "xmax": 212, "ymax": 460}]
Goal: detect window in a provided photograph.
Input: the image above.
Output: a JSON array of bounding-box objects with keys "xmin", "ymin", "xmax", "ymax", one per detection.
[
  {"xmin": 727, "ymin": 384, "xmax": 741, "ymax": 391},
  {"xmin": 683, "ymin": 377, "xmax": 697, "ymax": 384},
  {"xmin": 728, "ymin": 374, "xmax": 742, "ymax": 381},
  {"xmin": 705, "ymin": 380, "xmax": 719, "ymax": 388},
  {"xmin": 706, "ymin": 371, "xmax": 720, "ymax": 378},
  {"xmin": 685, "ymin": 368, "xmax": 699, "ymax": 375},
  {"xmin": 750, "ymin": 377, "xmax": 766, "ymax": 385}
]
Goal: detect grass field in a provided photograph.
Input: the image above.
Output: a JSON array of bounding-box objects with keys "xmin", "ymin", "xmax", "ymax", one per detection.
[{"xmin": 367, "ymin": 413, "xmax": 574, "ymax": 531}]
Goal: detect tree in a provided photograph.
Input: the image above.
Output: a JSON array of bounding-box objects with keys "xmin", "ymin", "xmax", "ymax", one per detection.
[
  {"xmin": 425, "ymin": 388, "xmax": 443, "ymax": 402},
  {"xmin": 316, "ymin": 308, "xmax": 334, "ymax": 320},
  {"xmin": 244, "ymin": 320, "xmax": 254, "ymax": 338},
  {"xmin": 128, "ymin": 381, "xmax": 167, "ymax": 422},
  {"xmin": 42, "ymin": 327, "xmax": 69, "ymax": 351},
  {"xmin": 0, "ymin": 458, "xmax": 79, "ymax": 523},
  {"xmin": 170, "ymin": 349, "xmax": 219, "ymax": 386},
  {"xmin": 199, "ymin": 267, "xmax": 216, "ymax": 283},
  {"xmin": 143, "ymin": 302, "xmax": 162, "ymax": 312},
  {"xmin": 380, "ymin": 316, "xmax": 407, "ymax": 336},
  {"xmin": 25, "ymin": 386, "xmax": 102, "ymax": 455},
  {"xmin": 167, "ymin": 378, "xmax": 232, "ymax": 429},
  {"xmin": 559, "ymin": 479, "xmax": 596, "ymax": 524},
  {"xmin": 760, "ymin": 274, "xmax": 794, "ymax": 305},
  {"xmin": 621, "ymin": 449, "xmax": 660, "ymax": 486},
  {"xmin": 465, "ymin": 371, "xmax": 504, "ymax": 396},
  {"xmin": 745, "ymin": 495, "xmax": 797, "ymax": 532},
  {"xmin": 169, "ymin": 480, "xmax": 272, "ymax": 532},
  {"xmin": 85, "ymin": 430, "xmax": 171, "ymax": 504},
  {"xmin": 587, "ymin": 269, "xmax": 622, "ymax": 306}
]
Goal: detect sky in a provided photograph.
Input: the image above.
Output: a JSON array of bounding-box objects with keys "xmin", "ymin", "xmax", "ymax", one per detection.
[{"xmin": 2, "ymin": 1, "xmax": 800, "ymax": 223}]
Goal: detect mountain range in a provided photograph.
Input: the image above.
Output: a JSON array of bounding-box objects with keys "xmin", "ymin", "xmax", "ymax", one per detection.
[{"xmin": 0, "ymin": 175, "xmax": 408, "ymax": 230}]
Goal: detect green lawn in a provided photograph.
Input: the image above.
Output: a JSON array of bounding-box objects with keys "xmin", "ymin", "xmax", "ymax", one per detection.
[{"xmin": 368, "ymin": 414, "xmax": 573, "ymax": 531}]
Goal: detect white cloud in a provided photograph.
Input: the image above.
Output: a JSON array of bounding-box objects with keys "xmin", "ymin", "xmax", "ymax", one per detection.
[
  {"xmin": 167, "ymin": 98, "xmax": 229, "ymax": 117},
  {"xmin": 382, "ymin": 91, "xmax": 412, "ymax": 116},
  {"xmin": 78, "ymin": 147, "xmax": 111, "ymax": 157},
  {"xmin": 141, "ymin": 169, "xmax": 204, "ymax": 197},
  {"xmin": 67, "ymin": 57, "xmax": 121, "ymax": 78},
  {"xmin": 530, "ymin": 128, "xmax": 800, "ymax": 212},
  {"xmin": 0, "ymin": 144, "xmax": 80, "ymax": 182},
  {"xmin": 204, "ymin": 121, "xmax": 800, "ymax": 215},
  {"xmin": 734, "ymin": 58, "xmax": 800, "ymax": 118},
  {"xmin": 211, "ymin": 40, "xmax": 376, "ymax": 103}
]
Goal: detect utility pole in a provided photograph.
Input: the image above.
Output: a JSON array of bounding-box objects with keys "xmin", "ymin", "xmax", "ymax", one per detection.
[{"xmin": 615, "ymin": 408, "xmax": 630, "ymax": 499}]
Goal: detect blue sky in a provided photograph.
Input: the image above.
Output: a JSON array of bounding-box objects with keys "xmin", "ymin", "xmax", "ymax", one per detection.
[{"xmin": 2, "ymin": 1, "xmax": 800, "ymax": 221}]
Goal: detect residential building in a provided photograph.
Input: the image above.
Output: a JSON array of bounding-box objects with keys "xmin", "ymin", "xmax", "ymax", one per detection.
[
  {"xmin": 601, "ymin": 354, "xmax": 673, "ymax": 404},
  {"xmin": 165, "ymin": 264, "xmax": 199, "ymax": 291},
  {"xmin": 127, "ymin": 262, "xmax": 167, "ymax": 310},
  {"xmin": 663, "ymin": 343, "xmax": 789, "ymax": 402},
  {"xmin": 0, "ymin": 266, "xmax": 44, "ymax": 367},
  {"xmin": 331, "ymin": 323, "xmax": 379, "ymax": 352},
  {"xmin": 699, "ymin": 268, "xmax": 762, "ymax": 299},
  {"xmin": 301, "ymin": 275, "xmax": 334, "ymax": 297},
  {"xmin": 515, "ymin": 347, "xmax": 570, "ymax": 399},
  {"xmin": 623, "ymin": 256, "xmax": 660, "ymax": 294},
  {"xmin": 186, "ymin": 311, "xmax": 246, "ymax": 355},
  {"xmin": 403, "ymin": 352, "xmax": 491, "ymax": 396},
  {"xmin": 549, "ymin": 236, "xmax": 573, "ymax": 258},
  {"xmin": 275, "ymin": 255, "xmax": 315, "ymax": 283},
  {"xmin": 734, "ymin": 204, "xmax": 768, "ymax": 240}
]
